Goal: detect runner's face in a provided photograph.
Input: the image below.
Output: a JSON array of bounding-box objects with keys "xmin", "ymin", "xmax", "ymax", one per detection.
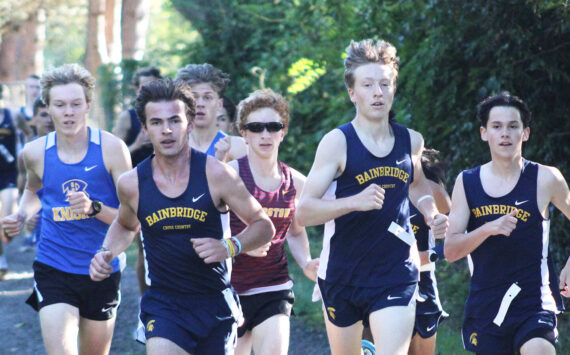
[
  {"xmin": 143, "ymin": 100, "xmax": 191, "ymax": 157},
  {"xmin": 241, "ymin": 107, "xmax": 285, "ymax": 159},
  {"xmin": 48, "ymin": 83, "xmax": 90, "ymax": 136},
  {"xmin": 348, "ymin": 63, "xmax": 396, "ymax": 121},
  {"xmin": 190, "ymin": 83, "xmax": 221, "ymax": 129},
  {"xmin": 33, "ymin": 107, "xmax": 54, "ymax": 136},
  {"xmin": 25, "ymin": 78, "xmax": 41, "ymax": 102},
  {"xmin": 216, "ymin": 106, "xmax": 232, "ymax": 134},
  {"xmin": 480, "ymin": 106, "xmax": 529, "ymax": 160}
]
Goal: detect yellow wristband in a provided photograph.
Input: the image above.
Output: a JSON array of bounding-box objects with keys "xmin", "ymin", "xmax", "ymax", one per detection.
[{"xmin": 226, "ymin": 238, "xmax": 235, "ymax": 257}]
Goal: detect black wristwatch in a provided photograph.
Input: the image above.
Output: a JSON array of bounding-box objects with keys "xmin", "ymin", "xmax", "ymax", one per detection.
[{"xmin": 88, "ymin": 200, "xmax": 103, "ymax": 217}]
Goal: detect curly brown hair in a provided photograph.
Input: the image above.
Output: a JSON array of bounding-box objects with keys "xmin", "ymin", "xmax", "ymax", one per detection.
[
  {"xmin": 344, "ymin": 39, "xmax": 399, "ymax": 89},
  {"xmin": 236, "ymin": 89, "xmax": 290, "ymax": 132}
]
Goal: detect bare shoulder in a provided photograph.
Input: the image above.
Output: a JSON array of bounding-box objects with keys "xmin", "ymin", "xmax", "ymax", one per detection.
[
  {"xmin": 290, "ymin": 167, "xmax": 307, "ymax": 195},
  {"xmin": 315, "ymin": 128, "xmax": 347, "ymax": 159},
  {"xmin": 22, "ymin": 136, "xmax": 46, "ymax": 166},
  {"xmin": 406, "ymin": 128, "xmax": 424, "ymax": 155},
  {"xmin": 117, "ymin": 168, "xmax": 139, "ymax": 201},
  {"xmin": 206, "ymin": 155, "xmax": 237, "ymax": 183},
  {"xmin": 101, "ymin": 130, "xmax": 131, "ymax": 167},
  {"xmin": 537, "ymin": 163, "xmax": 567, "ymax": 190},
  {"xmin": 101, "ymin": 129, "xmax": 128, "ymax": 150}
]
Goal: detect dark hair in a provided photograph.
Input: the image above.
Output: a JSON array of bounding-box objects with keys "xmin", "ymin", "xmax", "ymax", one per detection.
[
  {"xmin": 221, "ymin": 96, "xmax": 236, "ymax": 123},
  {"xmin": 32, "ymin": 97, "xmax": 47, "ymax": 116},
  {"xmin": 28, "ymin": 74, "xmax": 40, "ymax": 80},
  {"xmin": 477, "ymin": 91, "xmax": 531, "ymax": 128},
  {"xmin": 175, "ymin": 63, "xmax": 230, "ymax": 96},
  {"xmin": 132, "ymin": 66, "xmax": 162, "ymax": 88},
  {"xmin": 134, "ymin": 78, "xmax": 196, "ymax": 126},
  {"xmin": 421, "ymin": 149, "xmax": 446, "ymax": 186}
]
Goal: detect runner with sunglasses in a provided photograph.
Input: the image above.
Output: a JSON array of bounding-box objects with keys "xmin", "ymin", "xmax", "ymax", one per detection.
[
  {"xmin": 297, "ymin": 39, "xmax": 448, "ymax": 354},
  {"xmin": 229, "ymin": 89, "xmax": 319, "ymax": 355}
]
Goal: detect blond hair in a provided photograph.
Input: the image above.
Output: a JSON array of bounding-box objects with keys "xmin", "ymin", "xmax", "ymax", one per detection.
[
  {"xmin": 40, "ymin": 63, "xmax": 95, "ymax": 105},
  {"xmin": 344, "ymin": 39, "xmax": 399, "ymax": 89}
]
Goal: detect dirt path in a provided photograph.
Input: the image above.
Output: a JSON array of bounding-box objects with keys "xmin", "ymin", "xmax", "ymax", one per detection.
[{"xmin": 0, "ymin": 238, "xmax": 329, "ymax": 354}]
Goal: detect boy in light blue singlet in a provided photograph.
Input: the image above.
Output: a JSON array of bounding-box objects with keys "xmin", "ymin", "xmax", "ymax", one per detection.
[{"xmin": 1, "ymin": 64, "xmax": 131, "ymax": 354}]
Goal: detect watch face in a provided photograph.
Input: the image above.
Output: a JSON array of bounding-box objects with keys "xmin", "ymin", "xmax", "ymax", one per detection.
[{"xmin": 92, "ymin": 200, "xmax": 102, "ymax": 214}]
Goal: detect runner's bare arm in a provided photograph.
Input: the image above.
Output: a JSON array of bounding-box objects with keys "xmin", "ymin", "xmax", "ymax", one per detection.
[
  {"xmin": 297, "ymin": 130, "xmax": 379, "ymax": 226},
  {"xmin": 408, "ymin": 129, "xmax": 448, "ymax": 238},
  {"xmin": 86, "ymin": 132, "xmax": 132, "ymax": 225},
  {"xmin": 1, "ymin": 140, "xmax": 45, "ymax": 236},
  {"xmin": 287, "ymin": 170, "xmax": 318, "ymax": 281},
  {"xmin": 90, "ymin": 170, "xmax": 140, "ymax": 281}
]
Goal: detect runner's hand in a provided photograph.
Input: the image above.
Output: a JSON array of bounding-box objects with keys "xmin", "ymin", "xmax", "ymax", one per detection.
[
  {"xmin": 302, "ymin": 258, "xmax": 320, "ymax": 282},
  {"xmin": 67, "ymin": 191, "xmax": 92, "ymax": 215},
  {"xmin": 352, "ymin": 183, "xmax": 385, "ymax": 211},
  {"xmin": 214, "ymin": 136, "xmax": 231, "ymax": 162},
  {"xmin": 245, "ymin": 241, "xmax": 271, "ymax": 257},
  {"xmin": 427, "ymin": 213, "xmax": 448, "ymax": 239},
  {"xmin": 484, "ymin": 209, "xmax": 518, "ymax": 237},
  {"xmin": 191, "ymin": 237, "xmax": 228, "ymax": 263},
  {"xmin": 90, "ymin": 250, "xmax": 113, "ymax": 281},
  {"xmin": 1, "ymin": 212, "xmax": 25, "ymax": 240}
]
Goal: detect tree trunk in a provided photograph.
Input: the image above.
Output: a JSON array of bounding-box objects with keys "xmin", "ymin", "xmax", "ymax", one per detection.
[
  {"xmin": 105, "ymin": 0, "xmax": 121, "ymax": 63},
  {"xmin": 85, "ymin": 0, "xmax": 109, "ymax": 74},
  {"xmin": 0, "ymin": 24, "xmax": 22, "ymax": 81},
  {"xmin": 121, "ymin": 0, "xmax": 150, "ymax": 60}
]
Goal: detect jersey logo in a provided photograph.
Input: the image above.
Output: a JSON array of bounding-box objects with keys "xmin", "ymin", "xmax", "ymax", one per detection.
[
  {"xmin": 469, "ymin": 332, "xmax": 478, "ymax": 346},
  {"xmin": 514, "ymin": 200, "xmax": 528, "ymax": 206},
  {"xmin": 396, "ymin": 159, "xmax": 407, "ymax": 165},
  {"xmin": 387, "ymin": 295, "xmax": 402, "ymax": 300},
  {"xmin": 101, "ymin": 305, "xmax": 114, "ymax": 313},
  {"xmin": 327, "ymin": 307, "xmax": 336, "ymax": 320},
  {"xmin": 192, "ymin": 193, "xmax": 205, "ymax": 203},
  {"xmin": 282, "ymin": 190, "xmax": 290, "ymax": 195},
  {"xmin": 427, "ymin": 324, "xmax": 436, "ymax": 332},
  {"xmin": 84, "ymin": 165, "xmax": 97, "ymax": 172},
  {"xmin": 62, "ymin": 179, "xmax": 89, "ymax": 200},
  {"xmin": 147, "ymin": 319, "xmax": 155, "ymax": 332},
  {"xmin": 538, "ymin": 319, "xmax": 550, "ymax": 325}
]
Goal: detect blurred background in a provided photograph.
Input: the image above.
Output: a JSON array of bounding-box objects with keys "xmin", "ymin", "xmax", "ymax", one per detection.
[{"xmin": 1, "ymin": 1, "xmax": 568, "ymax": 352}]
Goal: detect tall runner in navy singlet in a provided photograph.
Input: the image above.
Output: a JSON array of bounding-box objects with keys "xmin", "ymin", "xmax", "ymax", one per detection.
[
  {"xmin": 229, "ymin": 89, "xmax": 319, "ymax": 355},
  {"xmin": 175, "ymin": 63, "xmax": 246, "ymax": 162},
  {"xmin": 445, "ymin": 92, "xmax": 570, "ymax": 355},
  {"xmin": 296, "ymin": 39, "xmax": 448, "ymax": 355},
  {"xmin": 1, "ymin": 64, "xmax": 131, "ymax": 355},
  {"xmin": 89, "ymin": 79, "xmax": 274, "ymax": 355}
]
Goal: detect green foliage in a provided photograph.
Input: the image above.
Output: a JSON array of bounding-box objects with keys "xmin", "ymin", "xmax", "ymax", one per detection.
[{"xmin": 163, "ymin": 1, "xmax": 570, "ymax": 350}]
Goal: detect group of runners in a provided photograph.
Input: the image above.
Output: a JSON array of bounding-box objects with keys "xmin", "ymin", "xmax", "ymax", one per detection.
[{"xmin": 0, "ymin": 37, "xmax": 569, "ymax": 355}]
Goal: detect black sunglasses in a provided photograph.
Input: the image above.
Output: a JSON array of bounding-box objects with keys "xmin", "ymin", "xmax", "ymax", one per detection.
[{"xmin": 243, "ymin": 122, "xmax": 284, "ymax": 133}]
